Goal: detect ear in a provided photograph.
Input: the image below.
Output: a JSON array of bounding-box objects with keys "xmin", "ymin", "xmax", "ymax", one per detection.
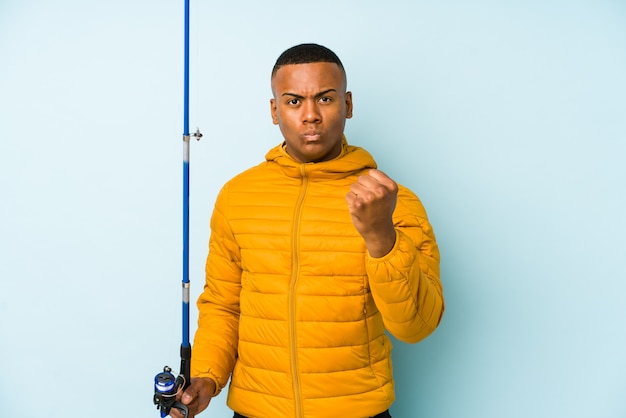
[
  {"xmin": 345, "ymin": 91, "xmax": 353, "ymax": 119},
  {"xmin": 270, "ymin": 98, "xmax": 279, "ymax": 125}
]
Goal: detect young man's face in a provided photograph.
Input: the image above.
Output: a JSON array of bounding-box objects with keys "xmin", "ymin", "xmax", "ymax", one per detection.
[{"xmin": 270, "ymin": 62, "xmax": 353, "ymax": 163}]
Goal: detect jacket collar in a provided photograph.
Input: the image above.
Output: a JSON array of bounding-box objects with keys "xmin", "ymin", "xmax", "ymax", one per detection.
[{"xmin": 265, "ymin": 136, "xmax": 377, "ymax": 180}]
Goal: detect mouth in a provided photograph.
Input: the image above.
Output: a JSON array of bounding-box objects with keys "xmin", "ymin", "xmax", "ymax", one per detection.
[{"xmin": 302, "ymin": 131, "xmax": 322, "ymax": 142}]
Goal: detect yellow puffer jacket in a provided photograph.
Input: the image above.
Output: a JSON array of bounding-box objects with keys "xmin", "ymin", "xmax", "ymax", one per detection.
[{"xmin": 192, "ymin": 138, "xmax": 444, "ymax": 418}]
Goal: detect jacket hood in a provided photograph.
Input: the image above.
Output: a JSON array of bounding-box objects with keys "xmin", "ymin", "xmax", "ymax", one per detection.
[{"xmin": 265, "ymin": 136, "xmax": 377, "ymax": 180}]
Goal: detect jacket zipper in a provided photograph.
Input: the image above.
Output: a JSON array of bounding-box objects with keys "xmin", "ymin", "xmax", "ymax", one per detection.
[{"xmin": 290, "ymin": 164, "xmax": 308, "ymax": 418}]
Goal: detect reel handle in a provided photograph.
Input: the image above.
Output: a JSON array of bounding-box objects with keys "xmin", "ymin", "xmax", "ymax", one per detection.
[{"xmin": 171, "ymin": 401, "xmax": 189, "ymax": 418}]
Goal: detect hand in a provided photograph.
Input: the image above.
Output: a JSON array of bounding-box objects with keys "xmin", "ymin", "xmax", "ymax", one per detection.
[
  {"xmin": 169, "ymin": 378, "xmax": 216, "ymax": 418},
  {"xmin": 346, "ymin": 169, "xmax": 398, "ymax": 257}
]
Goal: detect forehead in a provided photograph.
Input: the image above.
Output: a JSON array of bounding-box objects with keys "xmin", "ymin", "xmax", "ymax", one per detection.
[{"xmin": 271, "ymin": 62, "xmax": 346, "ymax": 95}]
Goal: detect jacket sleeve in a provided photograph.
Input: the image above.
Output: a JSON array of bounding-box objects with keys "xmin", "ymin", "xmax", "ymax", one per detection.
[
  {"xmin": 366, "ymin": 186, "xmax": 444, "ymax": 344},
  {"xmin": 191, "ymin": 184, "xmax": 241, "ymax": 395}
]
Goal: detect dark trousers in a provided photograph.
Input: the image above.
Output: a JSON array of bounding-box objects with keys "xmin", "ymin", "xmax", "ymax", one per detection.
[{"xmin": 234, "ymin": 410, "xmax": 391, "ymax": 418}]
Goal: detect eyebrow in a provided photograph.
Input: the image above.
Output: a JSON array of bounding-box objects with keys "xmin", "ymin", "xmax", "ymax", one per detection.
[{"xmin": 281, "ymin": 88, "xmax": 337, "ymax": 99}]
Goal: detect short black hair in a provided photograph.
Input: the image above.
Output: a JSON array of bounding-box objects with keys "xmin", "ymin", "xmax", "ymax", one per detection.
[{"xmin": 272, "ymin": 43, "xmax": 345, "ymax": 78}]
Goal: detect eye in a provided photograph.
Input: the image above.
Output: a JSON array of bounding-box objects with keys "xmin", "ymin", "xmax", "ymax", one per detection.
[
  {"xmin": 287, "ymin": 98, "xmax": 300, "ymax": 105},
  {"xmin": 319, "ymin": 96, "xmax": 332, "ymax": 103}
]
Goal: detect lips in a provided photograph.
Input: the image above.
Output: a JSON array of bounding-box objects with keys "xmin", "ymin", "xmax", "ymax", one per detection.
[{"xmin": 302, "ymin": 131, "xmax": 322, "ymax": 141}]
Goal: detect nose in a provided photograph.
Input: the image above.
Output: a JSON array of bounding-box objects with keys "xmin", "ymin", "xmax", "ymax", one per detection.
[{"xmin": 302, "ymin": 99, "xmax": 321, "ymax": 123}]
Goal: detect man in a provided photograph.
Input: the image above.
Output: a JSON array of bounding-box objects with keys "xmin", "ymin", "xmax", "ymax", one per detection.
[{"xmin": 172, "ymin": 43, "xmax": 444, "ymax": 418}]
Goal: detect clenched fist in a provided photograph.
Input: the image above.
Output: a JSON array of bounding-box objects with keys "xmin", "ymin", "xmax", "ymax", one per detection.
[{"xmin": 346, "ymin": 169, "xmax": 398, "ymax": 257}]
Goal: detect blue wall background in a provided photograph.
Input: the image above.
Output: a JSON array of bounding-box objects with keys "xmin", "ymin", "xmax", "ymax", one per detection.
[{"xmin": 1, "ymin": 1, "xmax": 624, "ymax": 417}]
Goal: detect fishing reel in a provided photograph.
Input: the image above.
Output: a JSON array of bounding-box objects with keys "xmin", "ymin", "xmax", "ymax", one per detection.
[{"xmin": 154, "ymin": 365, "xmax": 189, "ymax": 417}]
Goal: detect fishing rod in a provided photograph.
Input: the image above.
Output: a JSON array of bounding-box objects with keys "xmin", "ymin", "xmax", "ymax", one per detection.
[{"xmin": 153, "ymin": 0, "xmax": 202, "ymax": 416}]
